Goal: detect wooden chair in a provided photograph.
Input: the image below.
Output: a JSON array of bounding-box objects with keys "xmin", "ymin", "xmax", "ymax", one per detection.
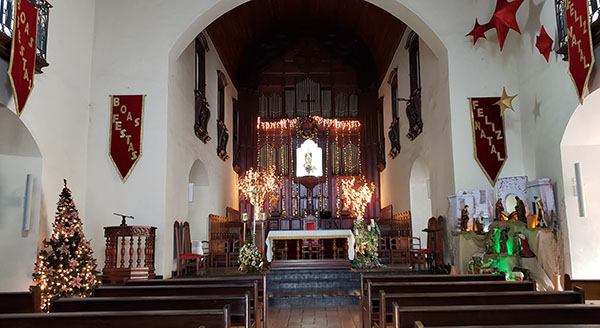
[
  {"xmin": 389, "ymin": 236, "xmax": 410, "ymax": 264},
  {"xmin": 209, "ymin": 239, "xmax": 230, "ymax": 268},
  {"xmin": 409, "ymin": 236, "xmax": 428, "ymax": 270},
  {"xmin": 301, "ymin": 216, "xmax": 321, "ymax": 259},
  {"xmin": 174, "ymin": 221, "xmax": 204, "ymax": 276},
  {"xmin": 228, "ymin": 239, "xmax": 241, "ymax": 267},
  {"xmin": 378, "ymin": 236, "xmax": 390, "ymax": 264}
]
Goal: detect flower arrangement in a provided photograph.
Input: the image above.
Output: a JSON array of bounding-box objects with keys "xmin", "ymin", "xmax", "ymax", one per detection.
[
  {"xmin": 352, "ymin": 219, "xmax": 383, "ymax": 269},
  {"xmin": 238, "ymin": 241, "xmax": 264, "ymax": 272}
]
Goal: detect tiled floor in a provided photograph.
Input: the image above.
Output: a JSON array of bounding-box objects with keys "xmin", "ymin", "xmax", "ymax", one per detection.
[{"xmin": 269, "ymin": 306, "xmax": 361, "ymax": 328}]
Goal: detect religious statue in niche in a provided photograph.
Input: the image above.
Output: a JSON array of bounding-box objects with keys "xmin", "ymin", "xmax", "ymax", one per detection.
[
  {"xmin": 405, "ymin": 88, "xmax": 423, "ymax": 141},
  {"xmin": 514, "ymin": 196, "xmax": 527, "ymax": 224},
  {"xmin": 460, "ymin": 205, "xmax": 470, "ymax": 231},
  {"xmin": 217, "ymin": 120, "xmax": 229, "ymax": 161},
  {"xmin": 533, "ymin": 196, "xmax": 548, "ymax": 228},
  {"xmin": 388, "ymin": 118, "xmax": 401, "ymax": 159},
  {"xmin": 304, "ymin": 151, "xmax": 315, "ymax": 175},
  {"xmin": 194, "ymin": 90, "xmax": 211, "ymax": 144},
  {"xmin": 473, "ymin": 212, "xmax": 484, "ymax": 234},
  {"xmin": 495, "ymin": 198, "xmax": 505, "ymax": 221},
  {"xmin": 296, "ymin": 139, "xmax": 323, "ymax": 178},
  {"xmin": 499, "ymin": 226, "xmax": 510, "ymax": 254},
  {"xmin": 517, "ymin": 233, "xmax": 535, "ymax": 258}
]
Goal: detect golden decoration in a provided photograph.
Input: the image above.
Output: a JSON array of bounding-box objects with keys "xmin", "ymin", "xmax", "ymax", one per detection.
[{"xmin": 494, "ymin": 87, "xmax": 517, "ymax": 116}]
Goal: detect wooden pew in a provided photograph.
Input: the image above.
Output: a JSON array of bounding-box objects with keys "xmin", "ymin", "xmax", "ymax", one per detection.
[
  {"xmin": 378, "ymin": 289, "xmax": 585, "ymax": 327},
  {"xmin": 359, "ymin": 273, "xmax": 505, "ymax": 326},
  {"xmin": 392, "ymin": 303, "xmax": 600, "ymax": 328},
  {"xmin": 125, "ymin": 275, "xmax": 266, "ymax": 326},
  {"xmin": 365, "ymin": 280, "xmax": 535, "ymax": 328},
  {"xmin": 565, "ymin": 274, "xmax": 600, "ymax": 300},
  {"xmin": 0, "ymin": 307, "xmax": 231, "ymax": 328},
  {"xmin": 94, "ymin": 282, "xmax": 257, "ymax": 326},
  {"xmin": 0, "ymin": 285, "xmax": 41, "ymax": 313},
  {"xmin": 51, "ymin": 293, "xmax": 250, "ymax": 328}
]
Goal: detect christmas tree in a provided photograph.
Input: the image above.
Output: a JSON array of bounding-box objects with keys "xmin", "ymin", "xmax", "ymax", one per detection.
[{"xmin": 33, "ymin": 179, "xmax": 99, "ymax": 311}]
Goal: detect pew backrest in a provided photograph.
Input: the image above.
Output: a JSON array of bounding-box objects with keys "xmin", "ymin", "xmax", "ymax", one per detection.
[
  {"xmin": 0, "ymin": 307, "xmax": 231, "ymax": 328},
  {"xmin": 393, "ymin": 303, "xmax": 600, "ymax": 328},
  {"xmin": 51, "ymin": 293, "xmax": 250, "ymax": 328},
  {"xmin": 380, "ymin": 289, "xmax": 585, "ymax": 327},
  {"xmin": 0, "ymin": 285, "xmax": 41, "ymax": 313},
  {"xmin": 565, "ymin": 274, "xmax": 600, "ymax": 300}
]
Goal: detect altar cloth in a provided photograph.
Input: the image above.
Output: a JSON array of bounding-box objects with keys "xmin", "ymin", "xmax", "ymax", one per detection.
[{"xmin": 266, "ymin": 229, "xmax": 355, "ymax": 262}]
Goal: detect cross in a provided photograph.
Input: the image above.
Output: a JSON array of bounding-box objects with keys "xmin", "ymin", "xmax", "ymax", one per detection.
[{"xmin": 300, "ymin": 93, "xmax": 316, "ymax": 113}]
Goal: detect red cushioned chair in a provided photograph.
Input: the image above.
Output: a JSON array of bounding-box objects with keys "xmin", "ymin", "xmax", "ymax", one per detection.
[
  {"xmin": 174, "ymin": 221, "xmax": 204, "ymax": 276},
  {"xmin": 301, "ymin": 217, "xmax": 321, "ymax": 259}
]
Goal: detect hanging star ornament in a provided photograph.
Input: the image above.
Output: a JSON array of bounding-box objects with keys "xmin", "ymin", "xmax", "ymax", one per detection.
[
  {"xmin": 535, "ymin": 25, "xmax": 553, "ymax": 62},
  {"xmin": 494, "ymin": 88, "xmax": 517, "ymax": 116},
  {"xmin": 466, "ymin": 0, "xmax": 525, "ymax": 51},
  {"xmin": 466, "ymin": 18, "xmax": 488, "ymax": 45}
]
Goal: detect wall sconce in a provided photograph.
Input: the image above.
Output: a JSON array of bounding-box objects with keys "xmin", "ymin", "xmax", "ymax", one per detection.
[
  {"xmin": 22, "ymin": 174, "xmax": 33, "ymax": 231},
  {"xmin": 574, "ymin": 163, "xmax": 586, "ymax": 217},
  {"xmin": 188, "ymin": 183, "xmax": 194, "ymax": 203}
]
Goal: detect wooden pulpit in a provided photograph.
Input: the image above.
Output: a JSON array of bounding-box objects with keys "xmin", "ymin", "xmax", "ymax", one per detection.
[{"xmin": 102, "ymin": 225, "xmax": 156, "ymax": 284}]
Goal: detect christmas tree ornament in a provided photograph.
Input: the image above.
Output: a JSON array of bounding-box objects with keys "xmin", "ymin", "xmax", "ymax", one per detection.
[
  {"xmin": 535, "ymin": 25, "xmax": 553, "ymax": 62},
  {"xmin": 32, "ymin": 179, "xmax": 99, "ymax": 311}
]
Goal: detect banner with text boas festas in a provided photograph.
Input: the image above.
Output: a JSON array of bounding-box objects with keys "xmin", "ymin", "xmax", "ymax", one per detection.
[
  {"xmin": 566, "ymin": 0, "xmax": 595, "ymax": 103},
  {"xmin": 8, "ymin": 0, "xmax": 38, "ymax": 116},
  {"xmin": 110, "ymin": 95, "xmax": 145, "ymax": 182},
  {"xmin": 469, "ymin": 97, "xmax": 507, "ymax": 186}
]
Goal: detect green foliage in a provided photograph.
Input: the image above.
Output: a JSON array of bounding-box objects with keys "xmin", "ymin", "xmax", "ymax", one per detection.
[
  {"xmin": 238, "ymin": 241, "xmax": 264, "ymax": 272},
  {"xmin": 32, "ymin": 181, "xmax": 100, "ymax": 311},
  {"xmin": 351, "ymin": 219, "xmax": 384, "ymax": 269}
]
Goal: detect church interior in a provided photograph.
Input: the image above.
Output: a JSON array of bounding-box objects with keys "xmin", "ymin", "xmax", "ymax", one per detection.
[{"xmin": 3, "ymin": 0, "xmax": 600, "ymax": 326}]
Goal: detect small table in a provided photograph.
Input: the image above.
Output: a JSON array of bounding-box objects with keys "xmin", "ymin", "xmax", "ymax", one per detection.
[{"xmin": 266, "ymin": 229, "xmax": 355, "ymax": 267}]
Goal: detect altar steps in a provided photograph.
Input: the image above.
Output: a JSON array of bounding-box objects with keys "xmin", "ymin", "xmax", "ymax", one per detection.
[{"xmin": 267, "ymin": 269, "xmax": 361, "ymax": 308}]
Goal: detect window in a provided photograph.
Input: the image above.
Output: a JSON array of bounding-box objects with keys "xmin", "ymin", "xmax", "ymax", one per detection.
[
  {"xmin": 555, "ymin": 0, "xmax": 600, "ymax": 59},
  {"xmin": 0, "ymin": 0, "xmax": 51, "ymax": 69},
  {"xmin": 216, "ymin": 70, "xmax": 229, "ymax": 161},
  {"xmin": 387, "ymin": 68, "xmax": 401, "ymax": 159}
]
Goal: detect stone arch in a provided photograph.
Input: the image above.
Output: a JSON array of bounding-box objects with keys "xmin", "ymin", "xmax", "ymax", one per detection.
[
  {"xmin": 187, "ymin": 159, "xmax": 211, "ymax": 243},
  {"xmin": 0, "ymin": 106, "xmax": 43, "ymax": 291},
  {"xmin": 409, "ymin": 156, "xmax": 432, "ymax": 242},
  {"xmin": 560, "ymin": 89, "xmax": 600, "ymax": 279}
]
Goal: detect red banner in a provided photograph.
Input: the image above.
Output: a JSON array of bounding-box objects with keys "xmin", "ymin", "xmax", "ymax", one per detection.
[
  {"xmin": 110, "ymin": 95, "xmax": 145, "ymax": 182},
  {"xmin": 469, "ymin": 97, "xmax": 507, "ymax": 186},
  {"xmin": 8, "ymin": 0, "xmax": 38, "ymax": 116},
  {"xmin": 566, "ymin": 0, "xmax": 595, "ymax": 103}
]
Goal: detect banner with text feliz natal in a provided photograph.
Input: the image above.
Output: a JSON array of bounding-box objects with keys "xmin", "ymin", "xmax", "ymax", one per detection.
[
  {"xmin": 8, "ymin": 0, "xmax": 38, "ymax": 116},
  {"xmin": 109, "ymin": 95, "xmax": 145, "ymax": 182},
  {"xmin": 566, "ymin": 0, "xmax": 595, "ymax": 104},
  {"xmin": 469, "ymin": 89, "xmax": 516, "ymax": 186}
]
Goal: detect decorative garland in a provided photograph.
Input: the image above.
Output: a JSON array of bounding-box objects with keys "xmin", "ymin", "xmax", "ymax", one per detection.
[{"xmin": 352, "ymin": 219, "xmax": 383, "ymax": 269}]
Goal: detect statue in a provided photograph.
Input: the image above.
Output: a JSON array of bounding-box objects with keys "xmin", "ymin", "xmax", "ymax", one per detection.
[
  {"xmin": 474, "ymin": 212, "xmax": 484, "ymax": 234},
  {"xmin": 460, "ymin": 205, "xmax": 470, "ymax": 231},
  {"xmin": 405, "ymin": 88, "xmax": 423, "ymax": 141},
  {"xmin": 500, "ymin": 226, "xmax": 510, "ymax": 254},
  {"xmin": 194, "ymin": 90, "xmax": 211, "ymax": 143},
  {"xmin": 217, "ymin": 120, "xmax": 229, "ymax": 161},
  {"xmin": 518, "ymin": 233, "xmax": 536, "ymax": 258},
  {"xmin": 388, "ymin": 118, "xmax": 401, "ymax": 159},
  {"xmin": 495, "ymin": 198, "xmax": 504, "ymax": 221},
  {"xmin": 534, "ymin": 196, "xmax": 548, "ymax": 228},
  {"xmin": 514, "ymin": 196, "xmax": 527, "ymax": 224},
  {"xmin": 304, "ymin": 151, "xmax": 314, "ymax": 174}
]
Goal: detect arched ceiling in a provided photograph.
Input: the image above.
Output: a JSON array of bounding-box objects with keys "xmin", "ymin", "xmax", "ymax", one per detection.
[{"xmin": 206, "ymin": 0, "xmax": 407, "ymax": 88}]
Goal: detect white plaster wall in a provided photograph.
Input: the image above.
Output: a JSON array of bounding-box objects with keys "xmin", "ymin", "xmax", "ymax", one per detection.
[
  {"xmin": 0, "ymin": 0, "xmax": 95, "ymax": 291},
  {"xmin": 561, "ymin": 89, "xmax": 600, "ymax": 279},
  {"xmin": 165, "ymin": 35, "xmax": 238, "ymax": 276},
  {"xmin": 0, "ymin": 108, "xmax": 42, "ymax": 292}
]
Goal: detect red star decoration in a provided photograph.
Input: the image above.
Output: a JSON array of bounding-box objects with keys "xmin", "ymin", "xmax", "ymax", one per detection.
[
  {"xmin": 535, "ymin": 25, "xmax": 553, "ymax": 62},
  {"xmin": 466, "ymin": 0, "xmax": 525, "ymax": 51},
  {"xmin": 466, "ymin": 18, "xmax": 489, "ymax": 45}
]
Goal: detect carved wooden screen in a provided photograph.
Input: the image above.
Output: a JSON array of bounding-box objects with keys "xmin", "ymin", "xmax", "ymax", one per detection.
[
  {"xmin": 278, "ymin": 144, "xmax": 289, "ymax": 176},
  {"xmin": 258, "ymin": 144, "xmax": 276, "ymax": 170},
  {"xmin": 342, "ymin": 142, "xmax": 360, "ymax": 175}
]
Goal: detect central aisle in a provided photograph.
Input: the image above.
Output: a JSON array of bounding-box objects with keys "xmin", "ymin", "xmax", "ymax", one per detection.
[{"xmin": 269, "ymin": 306, "xmax": 361, "ymax": 328}]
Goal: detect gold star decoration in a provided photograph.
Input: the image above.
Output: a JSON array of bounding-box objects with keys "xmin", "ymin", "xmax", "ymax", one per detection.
[{"xmin": 494, "ymin": 87, "xmax": 517, "ymax": 116}]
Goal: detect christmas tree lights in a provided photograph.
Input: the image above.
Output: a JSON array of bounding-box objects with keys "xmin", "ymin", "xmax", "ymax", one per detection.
[{"xmin": 32, "ymin": 180, "xmax": 99, "ymax": 311}]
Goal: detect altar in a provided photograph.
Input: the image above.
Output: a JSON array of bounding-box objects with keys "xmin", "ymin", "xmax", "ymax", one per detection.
[{"xmin": 266, "ymin": 229, "xmax": 355, "ymax": 267}]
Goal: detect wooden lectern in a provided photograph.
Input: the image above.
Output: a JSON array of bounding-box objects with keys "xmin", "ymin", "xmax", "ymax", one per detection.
[{"xmin": 102, "ymin": 225, "xmax": 156, "ymax": 283}]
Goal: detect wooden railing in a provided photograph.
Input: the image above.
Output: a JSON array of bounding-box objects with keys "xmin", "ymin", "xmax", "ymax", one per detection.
[{"xmin": 102, "ymin": 225, "xmax": 156, "ymax": 284}]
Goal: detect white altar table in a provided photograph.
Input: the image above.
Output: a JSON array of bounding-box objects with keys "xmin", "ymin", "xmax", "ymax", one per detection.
[{"xmin": 266, "ymin": 229, "xmax": 355, "ymax": 262}]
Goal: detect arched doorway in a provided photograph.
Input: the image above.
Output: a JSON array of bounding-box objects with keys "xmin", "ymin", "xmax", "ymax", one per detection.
[
  {"xmin": 0, "ymin": 106, "xmax": 42, "ymax": 291},
  {"xmin": 561, "ymin": 89, "xmax": 600, "ymax": 279},
  {"xmin": 187, "ymin": 159, "xmax": 210, "ymax": 242},
  {"xmin": 410, "ymin": 157, "xmax": 432, "ymax": 242}
]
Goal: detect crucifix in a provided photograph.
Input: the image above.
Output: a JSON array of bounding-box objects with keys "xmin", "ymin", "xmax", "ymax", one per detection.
[{"xmin": 300, "ymin": 93, "xmax": 317, "ymax": 115}]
